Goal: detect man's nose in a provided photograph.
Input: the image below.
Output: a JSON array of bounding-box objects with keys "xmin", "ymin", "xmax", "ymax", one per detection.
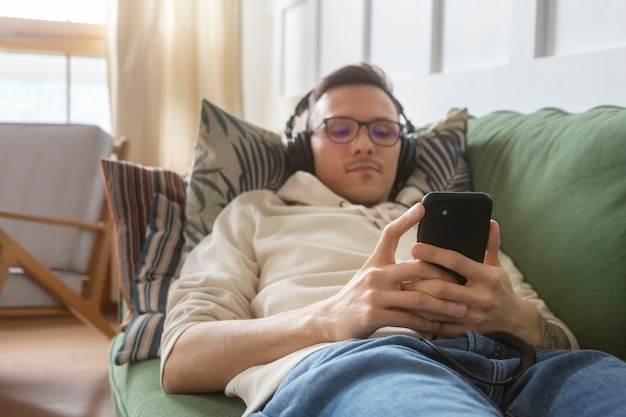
[{"xmin": 351, "ymin": 125, "xmax": 374, "ymax": 152}]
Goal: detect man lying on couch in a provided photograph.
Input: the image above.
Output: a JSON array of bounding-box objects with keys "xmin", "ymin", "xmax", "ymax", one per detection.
[{"xmin": 161, "ymin": 63, "xmax": 626, "ymax": 416}]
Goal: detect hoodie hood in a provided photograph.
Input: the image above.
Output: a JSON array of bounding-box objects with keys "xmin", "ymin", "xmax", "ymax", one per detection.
[{"xmin": 277, "ymin": 171, "xmax": 408, "ymax": 229}]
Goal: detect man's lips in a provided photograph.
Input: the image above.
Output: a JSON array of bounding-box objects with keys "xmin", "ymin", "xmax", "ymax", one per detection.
[{"xmin": 344, "ymin": 158, "xmax": 382, "ymax": 173}]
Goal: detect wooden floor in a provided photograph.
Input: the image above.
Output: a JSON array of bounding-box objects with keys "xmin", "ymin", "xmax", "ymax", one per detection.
[{"xmin": 0, "ymin": 307, "xmax": 117, "ymax": 417}]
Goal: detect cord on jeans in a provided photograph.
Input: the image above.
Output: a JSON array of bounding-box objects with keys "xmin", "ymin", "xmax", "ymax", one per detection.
[{"xmin": 419, "ymin": 331, "xmax": 537, "ymax": 386}]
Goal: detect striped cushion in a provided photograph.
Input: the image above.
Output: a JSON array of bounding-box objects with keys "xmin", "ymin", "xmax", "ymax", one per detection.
[
  {"xmin": 114, "ymin": 193, "xmax": 185, "ymax": 364},
  {"xmin": 101, "ymin": 159, "xmax": 186, "ymax": 314}
]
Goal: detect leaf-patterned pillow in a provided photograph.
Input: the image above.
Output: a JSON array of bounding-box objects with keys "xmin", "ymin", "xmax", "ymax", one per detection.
[
  {"xmin": 404, "ymin": 107, "xmax": 471, "ymax": 199},
  {"xmin": 184, "ymin": 99, "xmax": 289, "ymax": 251},
  {"xmin": 184, "ymin": 101, "xmax": 471, "ymax": 251}
]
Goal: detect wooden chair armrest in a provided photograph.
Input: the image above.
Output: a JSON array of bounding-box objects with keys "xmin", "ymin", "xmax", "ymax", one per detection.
[{"xmin": 0, "ymin": 210, "xmax": 105, "ymax": 232}]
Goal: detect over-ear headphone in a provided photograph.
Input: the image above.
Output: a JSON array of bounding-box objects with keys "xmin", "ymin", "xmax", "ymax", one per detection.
[{"xmin": 284, "ymin": 90, "xmax": 419, "ymax": 200}]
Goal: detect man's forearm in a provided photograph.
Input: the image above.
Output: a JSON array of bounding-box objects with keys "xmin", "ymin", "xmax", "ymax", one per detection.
[
  {"xmin": 536, "ymin": 315, "xmax": 572, "ymax": 350},
  {"xmin": 161, "ymin": 307, "xmax": 328, "ymax": 394}
]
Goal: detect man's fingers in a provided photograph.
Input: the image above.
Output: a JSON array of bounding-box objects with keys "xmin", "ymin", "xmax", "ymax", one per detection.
[
  {"xmin": 484, "ymin": 219, "xmax": 501, "ymax": 266},
  {"xmin": 370, "ymin": 203, "xmax": 423, "ymax": 264}
]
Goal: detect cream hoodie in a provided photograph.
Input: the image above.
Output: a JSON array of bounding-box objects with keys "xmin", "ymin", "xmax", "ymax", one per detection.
[{"xmin": 161, "ymin": 171, "xmax": 578, "ymax": 416}]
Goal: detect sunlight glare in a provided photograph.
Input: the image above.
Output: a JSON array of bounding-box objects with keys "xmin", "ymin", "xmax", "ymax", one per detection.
[{"xmin": 0, "ymin": 0, "xmax": 106, "ymax": 24}]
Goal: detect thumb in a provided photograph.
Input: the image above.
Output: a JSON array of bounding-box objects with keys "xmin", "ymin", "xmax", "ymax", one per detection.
[
  {"xmin": 370, "ymin": 203, "xmax": 424, "ymax": 265},
  {"xmin": 484, "ymin": 219, "xmax": 502, "ymax": 266}
]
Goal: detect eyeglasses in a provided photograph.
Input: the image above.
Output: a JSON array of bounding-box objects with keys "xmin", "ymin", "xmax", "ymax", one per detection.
[{"xmin": 310, "ymin": 117, "xmax": 403, "ymax": 147}]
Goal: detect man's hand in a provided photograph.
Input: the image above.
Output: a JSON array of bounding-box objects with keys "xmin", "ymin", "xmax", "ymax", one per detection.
[
  {"xmin": 316, "ymin": 203, "xmax": 468, "ymax": 341},
  {"xmin": 405, "ymin": 219, "xmax": 570, "ymax": 349}
]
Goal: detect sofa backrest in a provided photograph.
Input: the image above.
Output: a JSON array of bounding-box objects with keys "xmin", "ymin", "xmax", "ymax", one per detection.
[
  {"xmin": 0, "ymin": 123, "xmax": 114, "ymax": 272},
  {"xmin": 467, "ymin": 106, "xmax": 626, "ymax": 360}
]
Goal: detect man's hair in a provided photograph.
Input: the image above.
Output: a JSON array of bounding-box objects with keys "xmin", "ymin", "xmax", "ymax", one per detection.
[{"xmin": 307, "ymin": 63, "xmax": 402, "ymax": 117}]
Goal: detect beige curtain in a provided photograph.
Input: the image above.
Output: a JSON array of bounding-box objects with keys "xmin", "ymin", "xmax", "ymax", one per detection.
[{"xmin": 106, "ymin": 0, "xmax": 242, "ymax": 172}]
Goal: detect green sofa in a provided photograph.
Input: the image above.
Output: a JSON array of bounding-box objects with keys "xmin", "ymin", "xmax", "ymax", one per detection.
[{"xmin": 106, "ymin": 105, "xmax": 626, "ymax": 416}]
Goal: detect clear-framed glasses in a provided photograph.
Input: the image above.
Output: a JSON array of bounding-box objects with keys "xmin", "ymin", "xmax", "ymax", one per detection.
[{"xmin": 310, "ymin": 117, "xmax": 403, "ymax": 147}]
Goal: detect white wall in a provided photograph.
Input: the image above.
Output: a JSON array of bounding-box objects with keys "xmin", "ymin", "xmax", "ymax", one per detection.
[{"xmin": 242, "ymin": 0, "xmax": 626, "ymax": 131}]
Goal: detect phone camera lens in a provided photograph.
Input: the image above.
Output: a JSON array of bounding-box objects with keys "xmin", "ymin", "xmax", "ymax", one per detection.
[{"xmin": 430, "ymin": 201, "xmax": 443, "ymax": 211}]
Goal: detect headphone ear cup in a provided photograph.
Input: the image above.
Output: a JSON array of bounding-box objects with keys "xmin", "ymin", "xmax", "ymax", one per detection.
[
  {"xmin": 286, "ymin": 131, "xmax": 315, "ymax": 175},
  {"xmin": 394, "ymin": 135, "xmax": 419, "ymax": 191}
]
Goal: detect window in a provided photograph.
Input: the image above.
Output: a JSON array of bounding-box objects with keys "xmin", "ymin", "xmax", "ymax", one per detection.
[{"xmin": 0, "ymin": 1, "xmax": 111, "ymax": 132}]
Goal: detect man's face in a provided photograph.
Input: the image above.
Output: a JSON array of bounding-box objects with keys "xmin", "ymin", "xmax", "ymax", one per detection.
[{"xmin": 308, "ymin": 84, "xmax": 402, "ymax": 207}]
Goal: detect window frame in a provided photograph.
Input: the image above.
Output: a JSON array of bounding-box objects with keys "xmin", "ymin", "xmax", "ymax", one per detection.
[
  {"xmin": 0, "ymin": 16, "xmax": 104, "ymax": 56},
  {"xmin": 0, "ymin": 16, "xmax": 109, "ymax": 128}
]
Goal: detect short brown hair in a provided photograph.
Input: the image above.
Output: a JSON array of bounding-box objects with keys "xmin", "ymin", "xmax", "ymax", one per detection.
[{"xmin": 308, "ymin": 63, "xmax": 402, "ymax": 114}]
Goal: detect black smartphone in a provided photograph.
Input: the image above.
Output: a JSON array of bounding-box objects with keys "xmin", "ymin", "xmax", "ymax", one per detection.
[{"xmin": 416, "ymin": 192, "xmax": 493, "ymax": 285}]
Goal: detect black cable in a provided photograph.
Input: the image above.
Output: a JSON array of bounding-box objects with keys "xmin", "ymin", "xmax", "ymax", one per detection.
[
  {"xmin": 419, "ymin": 331, "xmax": 537, "ymax": 386},
  {"xmin": 485, "ymin": 331, "xmax": 537, "ymax": 382}
]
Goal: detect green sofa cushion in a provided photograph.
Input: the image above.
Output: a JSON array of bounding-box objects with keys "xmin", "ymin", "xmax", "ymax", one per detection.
[
  {"xmin": 467, "ymin": 106, "xmax": 626, "ymax": 360},
  {"xmin": 109, "ymin": 334, "xmax": 246, "ymax": 417}
]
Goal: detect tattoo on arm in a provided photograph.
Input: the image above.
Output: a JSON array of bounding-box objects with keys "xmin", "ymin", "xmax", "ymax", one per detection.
[{"xmin": 536, "ymin": 315, "xmax": 571, "ymax": 350}]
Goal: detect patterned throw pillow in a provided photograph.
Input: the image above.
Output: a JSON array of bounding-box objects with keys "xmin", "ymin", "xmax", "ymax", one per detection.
[
  {"xmin": 184, "ymin": 100, "xmax": 471, "ymax": 251},
  {"xmin": 114, "ymin": 193, "xmax": 185, "ymax": 364},
  {"xmin": 101, "ymin": 159, "xmax": 186, "ymax": 318},
  {"xmin": 184, "ymin": 99, "xmax": 289, "ymax": 250},
  {"xmin": 406, "ymin": 107, "xmax": 471, "ymax": 196}
]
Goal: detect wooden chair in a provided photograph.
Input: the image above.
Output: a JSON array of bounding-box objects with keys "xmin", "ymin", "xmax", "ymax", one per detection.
[{"xmin": 0, "ymin": 123, "xmax": 128, "ymax": 338}]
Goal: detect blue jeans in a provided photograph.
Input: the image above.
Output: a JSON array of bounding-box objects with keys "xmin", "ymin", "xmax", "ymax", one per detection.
[{"xmin": 250, "ymin": 333, "xmax": 626, "ymax": 417}]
